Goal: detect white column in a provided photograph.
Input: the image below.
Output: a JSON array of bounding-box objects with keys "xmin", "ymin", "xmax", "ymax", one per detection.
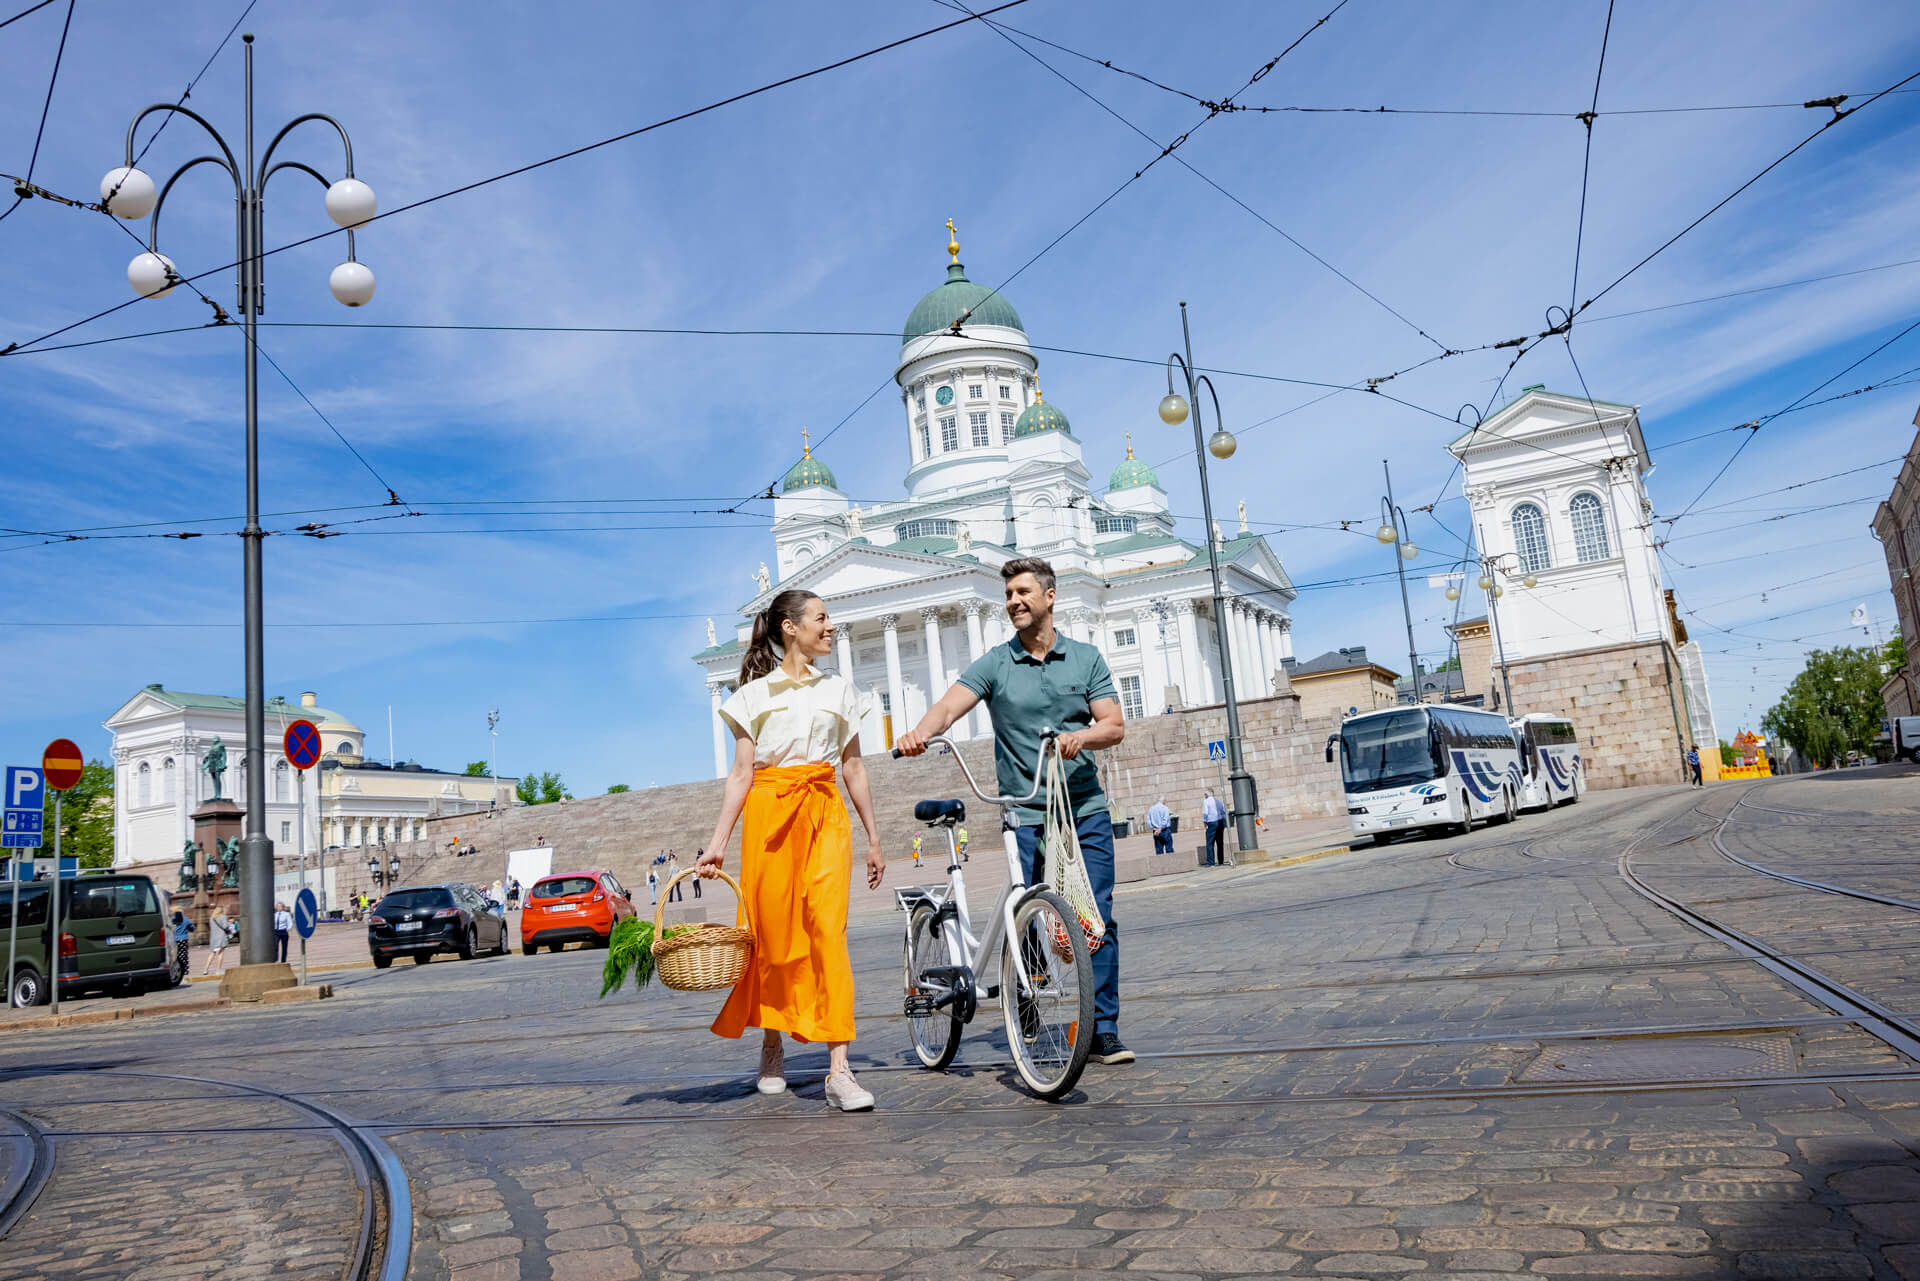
[
  {"xmin": 1277, "ymin": 614, "xmax": 1294, "ymax": 662},
  {"xmin": 1175, "ymin": 601, "xmax": 1204, "ymax": 706},
  {"xmin": 1134, "ymin": 606, "xmax": 1166, "ymax": 714},
  {"xmin": 1069, "ymin": 608, "xmax": 1094, "ymax": 645},
  {"xmin": 963, "ymin": 602, "xmax": 988, "ymax": 740},
  {"xmin": 1221, "ymin": 600, "xmax": 1243, "ymax": 694},
  {"xmin": 921, "ymin": 607, "xmax": 947, "ymax": 708},
  {"xmin": 1252, "ymin": 609, "xmax": 1274, "ymax": 696},
  {"xmin": 709, "ymin": 680, "xmax": 729, "ymax": 779},
  {"xmin": 836, "ymin": 627, "xmax": 854, "ymax": 680},
  {"xmin": 881, "ymin": 614, "xmax": 906, "ymax": 748}
]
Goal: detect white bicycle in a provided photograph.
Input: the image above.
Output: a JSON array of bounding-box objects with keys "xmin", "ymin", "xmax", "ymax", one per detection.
[{"xmin": 891, "ymin": 730, "xmax": 1095, "ymax": 1100}]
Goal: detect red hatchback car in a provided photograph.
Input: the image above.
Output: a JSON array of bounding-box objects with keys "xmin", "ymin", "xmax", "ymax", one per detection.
[{"xmin": 520, "ymin": 869, "xmax": 636, "ymax": 954}]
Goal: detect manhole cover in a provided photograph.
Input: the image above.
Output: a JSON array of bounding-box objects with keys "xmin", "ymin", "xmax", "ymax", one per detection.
[{"xmin": 1519, "ymin": 1035, "xmax": 1796, "ymax": 1083}]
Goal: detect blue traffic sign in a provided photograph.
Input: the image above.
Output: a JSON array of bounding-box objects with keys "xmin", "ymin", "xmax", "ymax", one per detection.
[
  {"xmin": 293, "ymin": 887, "xmax": 319, "ymax": 939},
  {"xmin": 2, "ymin": 767, "xmax": 44, "ymax": 850},
  {"xmin": 1206, "ymin": 740, "xmax": 1227, "ymax": 762}
]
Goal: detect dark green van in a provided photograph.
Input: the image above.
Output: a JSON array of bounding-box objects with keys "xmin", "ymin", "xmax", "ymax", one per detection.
[{"xmin": 2, "ymin": 873, "xmax": 171, "ymax": 1007}]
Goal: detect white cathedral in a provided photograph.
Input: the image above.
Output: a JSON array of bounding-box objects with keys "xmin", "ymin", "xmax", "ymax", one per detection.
[{"xmin": 692, "ymin": 225, "xmax": 1298, "ymax": 776}]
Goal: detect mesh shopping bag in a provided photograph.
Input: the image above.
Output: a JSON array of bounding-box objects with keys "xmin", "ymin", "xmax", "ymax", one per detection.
[{"xmin": 1042, "ymin": 740, "xmax": 1106, "ymax": 953}]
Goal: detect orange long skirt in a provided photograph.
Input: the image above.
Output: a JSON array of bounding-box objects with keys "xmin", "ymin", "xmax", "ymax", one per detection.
[{"xmin": 710, "ymin": 762, "xmax": 855, "ymax": 1044}]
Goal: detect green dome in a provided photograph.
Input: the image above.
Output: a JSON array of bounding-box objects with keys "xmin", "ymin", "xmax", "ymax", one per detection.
[
  {"xmin": 1108, "ymin": 439, "xmax": 1158, "ymax": 490},
  {"xmin": 1012, "ymin": 392, "xmax": 1070, "ymax": 439},
  {"xmin": 903, "ymin": 263, "xmax": 1025, "ymax": 342},
  {"xmin": 781, "ymin": 446, "xmax": 838, "ymax": 493}
]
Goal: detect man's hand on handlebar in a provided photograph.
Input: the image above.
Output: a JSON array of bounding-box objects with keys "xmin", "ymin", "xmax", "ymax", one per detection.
[{"xmin": 894, "ymin": 729, "xmax": 931, "ymax": 757}]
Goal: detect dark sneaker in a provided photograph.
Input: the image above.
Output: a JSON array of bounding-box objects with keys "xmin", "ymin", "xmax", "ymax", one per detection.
[{"xmin": 1090, "ymin": 1032, "xmax": 1134, "ymax": 1064}]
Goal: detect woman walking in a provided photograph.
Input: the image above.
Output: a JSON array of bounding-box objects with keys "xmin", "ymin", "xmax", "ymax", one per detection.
[
  {"xmin": 203, "ymin": 907, "xmax": 234, "ymax": 977},
  {"xmin": 697, "ymin": 589, "xmax": 886, "ymax": 1111}
]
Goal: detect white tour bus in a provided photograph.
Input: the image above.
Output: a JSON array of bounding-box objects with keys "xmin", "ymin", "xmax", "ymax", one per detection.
[
  {"xmin": 1511, "ymin": 713, "xmax": 1584, "ymax": 810},
  {"xmin": 1327, "ymin": 704, "xmax": 1523, "ymax": 843}
]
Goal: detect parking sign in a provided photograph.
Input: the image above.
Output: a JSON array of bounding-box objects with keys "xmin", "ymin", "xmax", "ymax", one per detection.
[{"xmin": 3, "ymin": 767, "xmax": 44, "ymax": 850}]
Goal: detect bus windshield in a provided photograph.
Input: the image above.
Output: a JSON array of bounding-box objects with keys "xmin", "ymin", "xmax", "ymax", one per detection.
[{"xmin": 1339, "ymin": 711, "xmax": 1441, "ymax": 793}]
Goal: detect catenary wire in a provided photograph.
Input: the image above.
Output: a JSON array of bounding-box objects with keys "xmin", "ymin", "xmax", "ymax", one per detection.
[
  {"xmin": 0, "ymin": 0, "xmax": 57, "ymax": 31},
  {"xmin": 0, "ymin": 0, "xmax": 1035, "ymax": 357},
  {"xmin": 0, "ymin": 0, "xmax": 75, "ymax": 226}
]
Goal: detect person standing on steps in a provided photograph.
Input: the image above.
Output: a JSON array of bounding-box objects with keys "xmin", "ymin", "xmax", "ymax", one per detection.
[
  {"xmin": 896, "ymin": 557, "xmax": 1134, "ymax": 1067},
  {"xmin": 697, "ymin": 589, "xmax": 888, "ymax": 1113}
]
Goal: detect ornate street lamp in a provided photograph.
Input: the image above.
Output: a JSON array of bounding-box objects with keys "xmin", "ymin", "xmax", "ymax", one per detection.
[
  {"xmin": 1467, "ymin": 534, "xmax": 1536, "ymax": 714},
  {"xmin": 102, "ymin": 35, "xmax": 375, "ymax": 972},
  {"xmin": 1378, "ymin": 461, "xmax": 1420, "ymax": 701},
  {"xmin": 1159, "ymin": 303, "xmax": 1258, "ymax": 853}
]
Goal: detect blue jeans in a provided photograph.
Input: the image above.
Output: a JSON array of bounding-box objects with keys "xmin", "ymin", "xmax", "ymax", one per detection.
[
  {"xmin": 1015, "ymin": 810, "xmax": 1119, "ymax": 1035},
  {"xmin": 1203, "ymin": 819, "xmax": 1225, "ymax": 866},
  {"xmin": 1152, "ymin": 828, "xmax": 1173, "ymax": 855}
]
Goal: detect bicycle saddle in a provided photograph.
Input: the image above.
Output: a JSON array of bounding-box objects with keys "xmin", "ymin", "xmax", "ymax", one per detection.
[{"xmin": 914, "ymin": 799, "xmax": 966, "ymax": 823}]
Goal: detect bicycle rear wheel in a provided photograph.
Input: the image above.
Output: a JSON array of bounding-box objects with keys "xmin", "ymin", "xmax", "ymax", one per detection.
[
  {"xmin": 1001, "ymin": 889, "xmax": 1094, "ymax": 1100},
  {"xmin": 905, "ymin": 904, "xmax": 962, "ymax": 1070}
]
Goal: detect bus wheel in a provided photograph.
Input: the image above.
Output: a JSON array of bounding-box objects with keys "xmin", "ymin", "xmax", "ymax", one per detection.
[
  {"xmin": 1500, "ymin": 787, "xmax": 1518, "ymax": 825},
  {"xmin": 1457, "ymin": 795, "xmax": 1477, "ymax": 836}
]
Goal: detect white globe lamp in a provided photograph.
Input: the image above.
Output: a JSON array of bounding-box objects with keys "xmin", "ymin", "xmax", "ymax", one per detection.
[
  {"xmin": 99, "ymin": 167, "xmax": 156, "ymax": 219},
  {"xmin": 127, "ymin": 251, "xmax": 177, "ymax": 299},
  {"xmin": 1208, "ymin": 430, "xmax": 1237, "ymax": 460},
  {"xmin": 329, "ymin": 260, "xmax": 376, "ymax": 307},
  {"xmin": 1375, "ymin": 523, "xmax": 1398, "ymax": 545},
  {"xmin": 1444, "ymin": 585, "xmax": 1461, "ymax": 602},
  {"xmin": 1158, "ymin": 393, "xmax": 1189, "ymax": 425},
  {"xmin": 1400, "ymin": 541, "xmax": 1418, "ymax": 560},
  {"xmin": 1477, "ymin": 573, "xmax": 1495, "ymax": 592},
  {"xmin": 324, "ymin": 178, "xmax": 377, "ymax": 230},
  {"xmin": 1522, "ymin": 573, "xmax": 1539, "ymax": 589}
]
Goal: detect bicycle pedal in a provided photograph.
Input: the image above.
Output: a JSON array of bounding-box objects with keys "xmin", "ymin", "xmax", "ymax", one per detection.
[{"xmin": 904, "ymin": 995, "xmax": 938, "ymax": 1018}]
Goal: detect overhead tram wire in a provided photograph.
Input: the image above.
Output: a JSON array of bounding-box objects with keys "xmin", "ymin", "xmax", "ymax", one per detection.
[
  {"xmin": 0, "ymin": 0, "xmax": 1036, "ymax": 358},
  {"xmin": 942, "ymin": 0, "xmax": 1447, "ymax": 354},
  {"xmin": 0, "ymin": 0, "xmax": 75, "ymax": 227},
  {"xmin": 0, "ymin": 0, "xmax": 57, "ymax": 32},
  {"xmin": 1582, "ymin": 256, "xmax": 1920, "ymax": 325},
  {"xmin": 118, "ymin": 0, "xmax": 257, "ymax": 183}
]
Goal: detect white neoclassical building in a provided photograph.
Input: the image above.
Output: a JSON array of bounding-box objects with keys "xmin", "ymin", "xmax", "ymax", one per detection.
[
  {"xmin": 692, "ymin": 226, "xmax": 1298, "ymax": 776},
  {"xmin": 1447, "ymin": 385, "xmax": 1716, "ymax": 786},
  {"xmin": 104, "ymin": 685, "xmax": 515, "ymax": 868}
]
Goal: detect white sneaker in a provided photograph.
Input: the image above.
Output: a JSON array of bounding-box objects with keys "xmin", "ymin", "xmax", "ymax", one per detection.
[
  {"xmin": 823, "ymin": 1069, "xmax": 874, "ymax": 1112},
  {"xmin": 756, "ymin": 1041, "xmax": 786, "ymax": 1095}
]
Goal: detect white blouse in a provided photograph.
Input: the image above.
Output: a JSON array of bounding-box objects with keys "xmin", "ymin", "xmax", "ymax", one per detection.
[{"xmin": 718, "ymin": 665, "xmax": 872, "ymax": 768}]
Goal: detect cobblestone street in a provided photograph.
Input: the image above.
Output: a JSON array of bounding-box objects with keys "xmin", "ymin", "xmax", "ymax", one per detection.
[{"xmin": 3, "ymin": 766, "xmax": 1918, "ymax": 1280}]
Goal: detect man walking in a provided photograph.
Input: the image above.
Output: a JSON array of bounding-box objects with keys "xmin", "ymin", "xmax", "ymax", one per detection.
[
  {"xmin": 1146, "ymin": 798, "xmax": 1172, "ymax": 856},
  {"xmin": 1201, "ymin": 791, "xmax": 1227, "ymax": 867},
  {"xmin": 898, "ymin": 557, "xmax": 1133, "ymax": 1065},
  {"xmin": 1687, "ymin": 744, "xmax": 1703, "ymax": 788},
  {"xmin": 272, "ymin": 901, "xmax": 293, "ymax": 963}
]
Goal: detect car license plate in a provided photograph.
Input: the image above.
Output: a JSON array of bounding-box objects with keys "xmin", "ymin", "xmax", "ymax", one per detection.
[
  {"xmin": 551, "ymin": 904, "xmax": 576, "ymax": 912},
  {"xmin": 1386, "ymin": 818, "xmax": 1410, "ymax": 827},
  {"xmin": 396, "ymin": 921, "xmax": 422, "ymax": 931},
  {"xmin": 106, "ymin": 934, "xmax": 135, "ymax": 945}
]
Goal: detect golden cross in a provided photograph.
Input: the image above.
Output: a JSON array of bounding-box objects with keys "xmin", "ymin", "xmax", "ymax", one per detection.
[{"xmin": 801, "ymin": 428, "xmax": 811, "ymax": 456}]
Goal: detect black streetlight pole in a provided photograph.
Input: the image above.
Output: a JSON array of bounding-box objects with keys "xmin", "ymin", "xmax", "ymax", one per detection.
[
  {"xmin": 1161, "ymin": 304, "xmax": 1259, "ymax": 853},
  {"xmin": 1378, "ymin": 461, "xmax": 1419, "ymax": 699},
  {"xmin": 103, "ymin": 36, "xmax": 376, "ymax": 969}
]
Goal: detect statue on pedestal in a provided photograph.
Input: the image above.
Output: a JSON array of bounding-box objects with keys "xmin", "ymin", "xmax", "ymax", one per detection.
[
  {"xmin": 202, "ymin": 739, "xmax": 227, "ymax": 800},
  {"xmin": 706, "ymin": 618, "xmax": 717, "ymax": 648},
  {"xmin": 754, "ymin": 562, "xmax": 772, "ymax": 595},
  {"xmin": 956, "ymin": 524, "xmax": 972, "ymax": 555},
  {"xmin": 177, "ymin": 841, "xmax": 201, "ymax": 891},
  {"xmin": 218, "ymin": 837, "xmax": 240, "ymax": 888},
  {"xmin": 1238, "ymin": 499, "xmax": 1248, "ymax": 535},
  {"xmin": 847, "ymin": 506, "xmax": 865, "ymax": 539}
]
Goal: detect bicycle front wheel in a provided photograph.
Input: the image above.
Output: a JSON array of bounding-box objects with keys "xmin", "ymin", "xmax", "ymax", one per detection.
[
  {"xmin": 905, "ymin": 904, "xmax": 962, "ymax": 1070},
  {"xmin": 1001, "ymin": 889, "xmax": 1094, "ymax": 1100}
]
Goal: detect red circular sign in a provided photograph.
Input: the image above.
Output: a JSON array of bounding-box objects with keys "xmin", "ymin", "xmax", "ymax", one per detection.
[
  {"xmin": 42, "ymin": 739, "xmax": 84, "ymax": 792},
  {"xmin": 283, "ymin": 719, "xmax": 323, "ymax": 771}
]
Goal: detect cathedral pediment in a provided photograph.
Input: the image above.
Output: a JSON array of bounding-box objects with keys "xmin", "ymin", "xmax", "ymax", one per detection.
[
  {"xmin": 104, "ymin": 689, "xmax": 183, "ymax": 727},
  {"xmin": 754, "ymin": 541, "xmax": 994, "ymax": 606}
]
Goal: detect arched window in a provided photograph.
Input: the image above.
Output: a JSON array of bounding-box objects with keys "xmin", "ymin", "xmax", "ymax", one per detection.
[
  {"xmin": 137, "ymin": 761, "xmax": 152, "ymax": 807},
  {"xmin": 1570, "ymin": 491, "xmax": 1610, "ymax": 562},
  {"xmin": 163, "ymin": 757, "xmax": 175, "ymax": 802},
  {"xmin": 1511, "ymin": 502, "xmax": 1551, "ymax": 574},
  {"xmin": 274, "ymin": 759, "xmax": 289, "ymax": 803}
]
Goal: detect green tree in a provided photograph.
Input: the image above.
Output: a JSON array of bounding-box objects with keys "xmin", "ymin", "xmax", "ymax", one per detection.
[
  {"xmin": 606, "ymin": 784, "xmax": 631, "ymax": 794},
  {"xmin": 515, "ymin": 771, "xmax": 571, "ymax": 805},
  {"xmin": 464, "ymin": 760, "xmax": 489, "ymax": 776},
  {"xmin": 39, "ymin": 759, "xmax": 115, "ymax": 869},
  {"xmin": 1885, "ymin": 633, "xmax": 1907, "ymax": 674},
  {"xmin": 1435, "ymin": 656, "xmax": 1461, "ymax": 673},
  {"xmin": 1761, "ymin": 645, "xmax": 1886, "ymax": 768},
  {"xmin": 1718, "ymin": 739, "xmax": 1737, "ymax": 767}
]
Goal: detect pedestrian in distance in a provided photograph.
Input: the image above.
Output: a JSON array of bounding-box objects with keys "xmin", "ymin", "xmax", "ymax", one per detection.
[
  {"xmin": 897, "ymin": 557, "xmax": 1134, "ymax": 1066},
  {"xmin": 204, "ymin": 907, "xmax": 234, "ymax": 976},
  {"xmin": 507, "ymin": 878, "xmax": 521, "ymax": 909},
  {"xmin": 646, "ymin": 867, "xmax": 658, "ymax": 906},
  {"xmin": 912, "ymin": 833, "xmax": 922, "ymax": 868},
  {"xmin": 272, "ymin": 901, "xmax": 292, "ymax": 964},
  {"xmin": 956, "ymin": 824, "xmax": 968, "ymax": 859},
  {"xmin": 1201, "ymin": 791, "xmax": 1227, "ymax": 867},
  {"xmin": 697, "ymin": 589, "xmax": 887, "ymax": 1112},
  {"xmin": 667, "ymin": 852, "xmax": 684, "ymax": 902},
  {"xmin": 690, "ymin": 853, "xmax": 703, "ymax": 899},
  {"xmin": 1147, "ymin": 798, "xmax": 1173, "ymax": 856},
  {"xmin": 170, "ymin": 910, "xmax": 191, "ymax": 983},
  {"xmin": 1688, "ymin": 743, "xmax": 1703, "ymax": 788}
]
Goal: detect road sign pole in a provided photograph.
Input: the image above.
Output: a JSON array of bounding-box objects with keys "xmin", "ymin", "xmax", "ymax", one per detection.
[
  {"xmin": 6, "ymin": 870, "xmax": 17, "ymax": 1008},
  {"xmin": 49, "ymin": 793, "xmax": 60, "ymax": 1016},
  {"xmin": 297, "ymin": 766, "xmax": 307, "ymax": 897}
]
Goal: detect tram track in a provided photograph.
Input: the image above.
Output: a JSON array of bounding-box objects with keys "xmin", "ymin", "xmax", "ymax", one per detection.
[{"xmin": 0, "ymin": 1107, "xmax": 51, "ymax": 1242}]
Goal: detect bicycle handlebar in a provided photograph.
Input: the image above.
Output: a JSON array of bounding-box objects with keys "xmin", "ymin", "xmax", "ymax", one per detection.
[{"xmin": 890, "ymin": 727, "xmax": 1057, "ymax": 807}]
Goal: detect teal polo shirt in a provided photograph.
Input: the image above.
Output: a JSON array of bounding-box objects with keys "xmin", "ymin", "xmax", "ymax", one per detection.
[{"xmin": 958, "ymin": 632, "xmax": 1117, "ymax": 825}]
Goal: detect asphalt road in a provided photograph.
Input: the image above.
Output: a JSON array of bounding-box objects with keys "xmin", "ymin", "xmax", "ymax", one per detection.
[{"xmin": 2, "ymin": 765, "xmax": 1918, "ymax": 1280}]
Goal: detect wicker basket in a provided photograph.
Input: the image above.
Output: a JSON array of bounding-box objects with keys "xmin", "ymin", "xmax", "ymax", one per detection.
[{"xmin": 652, "ymin": 868, "xmax": 754, "ymax": 992}]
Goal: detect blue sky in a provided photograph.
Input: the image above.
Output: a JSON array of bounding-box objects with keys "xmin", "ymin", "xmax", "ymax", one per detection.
[{"xmin": 1, "ymin": 0, "xmax": 1916, "ymax": 790}]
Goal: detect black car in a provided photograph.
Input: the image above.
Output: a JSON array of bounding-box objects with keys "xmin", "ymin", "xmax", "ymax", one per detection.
[{"xmin": 367, "ymin": 883, "xmax": 509, "ymax": 968}]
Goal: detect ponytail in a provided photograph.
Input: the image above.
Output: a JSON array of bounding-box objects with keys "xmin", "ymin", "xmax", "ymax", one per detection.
[{"xmin": 736, "ymin": 588, "xmax": 821, "ymax": 685}]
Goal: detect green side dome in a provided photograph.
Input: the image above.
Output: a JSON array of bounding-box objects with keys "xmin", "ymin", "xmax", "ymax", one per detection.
[
  {"xmin": 903, "ymin": 262, "xmax": 1025, "ymax": 342},
  {"xmin": 1012, "ymin": 391, "xmax": 1070, "ymax": 439},
  {"xmin": 1108, "ymin": 437, "xmax": 1158, "ymax": 489},
  {"xmin": 781, "ymin": 441, "xmax": 838, "ymax": 492}
]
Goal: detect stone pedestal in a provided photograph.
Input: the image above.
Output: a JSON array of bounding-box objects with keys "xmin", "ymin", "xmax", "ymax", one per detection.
[
  {"xmin": 219, "ymin": 961, "xmax": 297, "ymax": 1002},
  {"xmin": 189, "ymin": 798, "xmax": 243, "ymax": 945}
]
